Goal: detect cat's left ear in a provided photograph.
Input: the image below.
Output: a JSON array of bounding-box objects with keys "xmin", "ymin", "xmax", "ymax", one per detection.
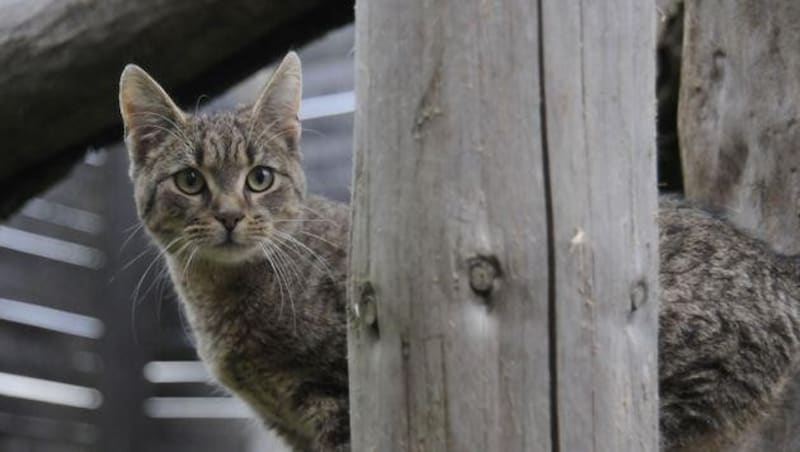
[
  {"xmin": 251, "ymin": 52, "xmax": 302, "ymax": 150},
  {"xmin": 119, "ymin": 65, "xmax": 186, "ymax": 166}
]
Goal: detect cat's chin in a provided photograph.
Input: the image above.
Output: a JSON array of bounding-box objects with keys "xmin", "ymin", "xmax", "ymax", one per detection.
[{"xmin": 199, "ymin": 243, "xmax": 261, "ymax": 265}]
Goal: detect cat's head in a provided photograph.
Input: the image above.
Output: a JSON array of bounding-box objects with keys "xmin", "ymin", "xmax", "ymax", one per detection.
[{"xmin": 119, "ymin": 52, "xmax": 306, "ymax": 264}]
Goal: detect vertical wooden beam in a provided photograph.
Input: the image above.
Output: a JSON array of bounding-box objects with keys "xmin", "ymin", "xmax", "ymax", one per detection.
[
  {"xmin": 541, "ymin": 0, "xmax": 659, "ymax": 450},
  {"xmin": 679, "ymin": 1, "xmax": 800, "ymax": 448},
  {"xmin": 680, "ymin": 0, "xmax": 800, "ymax": 255},
  {"xmin": 348, "ymin": 0, "xmax": 658, "ymax": 449}
]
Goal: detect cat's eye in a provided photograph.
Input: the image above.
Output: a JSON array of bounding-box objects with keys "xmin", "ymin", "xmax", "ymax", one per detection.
[
  {"xmin": 174, "ymin": 168, "xmax": 206, "ymax": 195},
  {"xmin": 246, "ymin": 166, "xmax": 275, "ymax": 192}
]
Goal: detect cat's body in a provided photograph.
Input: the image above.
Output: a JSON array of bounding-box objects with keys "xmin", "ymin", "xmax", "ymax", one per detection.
[
  {"xmin": 120, "ymin": 53, "xmax": 800, "ymax": 452},
  {"xmin": 168, "ymin": 194, "xmax": 350, "ymax": 450},
  {"xmin": 659, "ymin": 197, "xmax": 800, "ymax": 451}
]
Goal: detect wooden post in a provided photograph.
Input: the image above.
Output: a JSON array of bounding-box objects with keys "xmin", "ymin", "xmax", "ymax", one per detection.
[
  {"xmin": 348, "ymin": 0, "xmax": 658, "ymax": 450},
  {"xmin": 679, "ymin": 0, "xmax": 800, "ymax": 256},
  {"xmin": 679, "ymin": 1, "xmax": 800, "ymax": 448}
]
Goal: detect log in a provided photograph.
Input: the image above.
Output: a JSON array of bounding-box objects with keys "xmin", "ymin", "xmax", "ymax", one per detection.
[
  {"xmin": 347, "ymin": 0, "xmax": 658, "ymax": 449},
  {"xmin": 679, "ymin": 0, "xmax": 800, "ymax": 449},
  {"xmin": 0, "ymin": 0, "xmax": 352, "ymax": 218}
]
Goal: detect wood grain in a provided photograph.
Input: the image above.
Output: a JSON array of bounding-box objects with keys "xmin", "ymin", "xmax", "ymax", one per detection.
[{"xmin": 348, "ymin": 0, "xmax": 658, "ymax": 450}]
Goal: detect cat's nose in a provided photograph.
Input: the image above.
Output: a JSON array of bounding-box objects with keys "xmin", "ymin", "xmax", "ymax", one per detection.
[{"xmin": 215, "ymin": 212, "xmax": 244, "ymax": 232}]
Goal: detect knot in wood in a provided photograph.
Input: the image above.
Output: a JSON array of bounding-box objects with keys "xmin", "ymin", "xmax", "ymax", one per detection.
[
  {"xmin": 630, "ymin": 280, "xmax": 648, "ymax": 312},
  {"xmin": 360, "ymin": 282, "xmax": 378, "ymax": 332},
  {"xmin": 468, "ymin": 256, "xmax": 500, "ymax": 296}
]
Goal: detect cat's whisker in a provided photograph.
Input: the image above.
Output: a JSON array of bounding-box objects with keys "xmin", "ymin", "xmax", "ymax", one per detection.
[
  {"xmin": 130, "ymin": 238, "xmax": 189, "ymax": 345},
  {"xmin": 272, "ymin": 236, "xmax": 334, "ymax": 285},
  {"xmin": 261, "ymin": 242, "xmax": 294, "ymax": 328},
  {"xmin": 269, "ymin": 246, "xmax": 299, "ymax": 334},
  {"xmin": 272, "ymin": 218, "xmax": 338, "ymax": 225},
  {"xmin": 119, "ymin": 222, "xmax": 145, "ymax": 253},
  {"xmin": 182, "ymin": 245, "xmax": 200, "ymax": 282},
  {"xmin": 272, "ymin": 229, "xmax": 336, "ymax": 282},
  {"xmin": 269, "ymin": 235, "xmax": 325, "ymax": 283},
  {"xmin": 118, "ymin": 245, "xmax": 156, "ymax": 274},
  {"xmin": 265, "ymin": 238, "xmax": 306, "ymax": 294},
  {"xmin": 260, "ymin": 242, "xmax": 287, "ymax": 320},
  {"xmin": 150, "ymin": 242, "xmax": 193, "ymax": 295},
  {"xmin": 296, "ymin": 230, "xmax": 342, "ymax": 251},
  {"xmin": 132, "ymin": 237, "xmax": 185, "ymax": 305},
  {"xmin": 269, "ymin": 240, "xmax": 305, "ymax": 332}
]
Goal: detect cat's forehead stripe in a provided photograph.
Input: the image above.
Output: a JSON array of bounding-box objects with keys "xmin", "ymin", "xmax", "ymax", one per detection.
[{"xmin": 192, "ymin": 114, "xmax": 252, "ymax": 168}]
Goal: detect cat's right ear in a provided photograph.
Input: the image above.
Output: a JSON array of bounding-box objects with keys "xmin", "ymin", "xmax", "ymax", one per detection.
[{"xmin": 119, "ymin": 65, "xmax": 185, "ymax": 166}]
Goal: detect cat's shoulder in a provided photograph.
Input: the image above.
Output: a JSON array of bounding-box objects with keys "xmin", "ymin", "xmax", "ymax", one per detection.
[{"xmin": 657, "ymin": 194, "xmax": 736, "ymax": 239}]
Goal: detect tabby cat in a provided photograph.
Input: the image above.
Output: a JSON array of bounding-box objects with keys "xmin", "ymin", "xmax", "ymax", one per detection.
[
  {"xmin": 120, "ymin": 53, "xmax": 350, "ymax": 451},
  {"xmin": 120, "ymin": 52, "xmax": 800, "ymax": 451}
]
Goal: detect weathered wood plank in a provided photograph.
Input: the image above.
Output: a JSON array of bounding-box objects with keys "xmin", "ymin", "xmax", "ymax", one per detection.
[
  {"xmin": 680, "ymin": 0, "xmax": 800, "ymax": 255},
  {"xmin": 349, "ymin": 0, "xmax": 658, "ymax": 449},
  {"xmin": 679, "ymin": 0, "xmax": 800, "ymax": 449},
  {"xmin": 541, "ymin": 0, "xmax": 659, "ymax": 449},
  {"xmin": 348, "ymin": 0, "xmax": 551, "ymax": 449}
]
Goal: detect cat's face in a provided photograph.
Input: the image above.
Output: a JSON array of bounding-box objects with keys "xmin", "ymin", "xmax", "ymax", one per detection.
[{"xmin": 119, "ymin": 53, "xmax": 306, "ymax": 264}]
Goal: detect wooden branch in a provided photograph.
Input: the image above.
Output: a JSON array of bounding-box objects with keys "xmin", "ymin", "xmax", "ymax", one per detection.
[
  {"xmin": 347, "ymin": 0, "xmax": 658, "ymax": 449},
  {"xmin": 0, "ymin": 0, "xmax": 352, "ymax": 217}
]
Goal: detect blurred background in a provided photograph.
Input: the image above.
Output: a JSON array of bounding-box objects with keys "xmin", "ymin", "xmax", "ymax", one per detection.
[{"xmin": 0, "ymin": 1, "xmax": 355, "ymax": 449}]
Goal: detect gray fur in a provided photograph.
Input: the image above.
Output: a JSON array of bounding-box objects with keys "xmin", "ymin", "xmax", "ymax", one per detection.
[{"xmin": 659, "ymin": 196, "xmax": 800, "ymax": 451}]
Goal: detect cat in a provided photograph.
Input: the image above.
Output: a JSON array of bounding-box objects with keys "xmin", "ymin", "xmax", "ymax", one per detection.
[
  {"xmin": 120, "ymin": 52, "xmax": 800, "ymax": 452},
  {"xmin": 658, "ymin": 196, "xmax": 800, "ymax": 451},
  {"xmin": 119, "ymin": 52, "xmax": 350, "ymax": 451}
]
